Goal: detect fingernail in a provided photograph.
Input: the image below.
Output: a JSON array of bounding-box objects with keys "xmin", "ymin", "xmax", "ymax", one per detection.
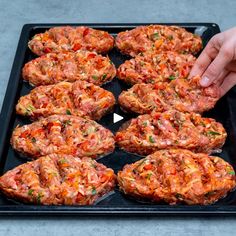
[{"xmin": 200, "ymin": 76, "xmax": 210, "ymax": 86}]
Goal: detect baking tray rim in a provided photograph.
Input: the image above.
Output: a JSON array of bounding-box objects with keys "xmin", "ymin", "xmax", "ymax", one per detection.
[{"xmin": 2, "ymin": 23, "xmax": 235, "ymax": 216}]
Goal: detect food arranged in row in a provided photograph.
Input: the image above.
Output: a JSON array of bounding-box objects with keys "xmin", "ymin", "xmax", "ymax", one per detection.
[
  {"xmin": 11, "ymin": 115, "xmax": 115, "ymax": 159},
  {"xmin": 0, "ymin": 25, "xmax": 235, "ymax": 206},
  {"xmin": 22, "ymin": 50, "xmax": 116, "ymax": 86},
  {"xmin": 115, "ymin": 110, "xmax": 226, "ymax": 155},
  {"xmin": 118, "ymin": 75, "xmax": 219, "ymax": 114},
  {"xmin": 117, "ymin": 51, "xmax": 196, "ymax": 85},
  {"xmin": 16, "ymin": 80, "xmax": 115, "ymax": 120},
  {"xmin": 115, "ymin": 25, "xmax": 202, "ymax": 57},
  {"xmin": 118, "ymin": 149, "xmax": 236, "ymax": 205},
  {"xmin": 28, "ymin": 26, "xmax": 114, "ymax": 55},
  {"xmin": 0, "ymin": 154, "xmax": 116, "ymax": 205}
]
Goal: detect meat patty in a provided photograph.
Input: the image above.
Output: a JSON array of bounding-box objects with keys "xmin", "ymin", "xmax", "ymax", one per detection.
[
  {"xmin": 117, "ymin": 149, "xmax": 236, "ymax": 205},
  {"xmin": 115, "ymin": 110, "xmax": 226, "ymax": 155},
  {"xmin": 115, "ymin": 25, "xmax": 202, "ymax": 57},
  {"xmin": 16, "ymin": 80, "xmax": 115, "ymax": 120},
  {"xmin": 0, "ymin": 154, "xmax": 116, "ymax": 205},
  {"xmin": 118, "ymin": 76, "xmax": 220, "ymax": 114},
  {"xmin": 117, "ymin": 51, "xmax": 196, "ymax": 85},
  {"xmin": 22, "ymin": 50, "xmax": 116, "ymax": 86},
  {"xmin": 28, "ymin": 26, "xmax": 114, "ymax": 56},
  {"xmin": 11, "ymin": 115, "xmax": 115, "ymax": 159}
]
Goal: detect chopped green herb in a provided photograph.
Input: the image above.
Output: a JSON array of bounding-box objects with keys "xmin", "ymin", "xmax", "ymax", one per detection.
[
  {"xmin": 91, "ymin": 187, "xmax": 97, "ymax": 195},
  {"xmin": 92, "ymin": 75, "xmax": 98, "ymax": 80},
  {"xmin": 146, "ymin": 172, "xmax": 152, "ymax": 180},
  {"xmin": 207, "ymin": 131, "xmax": 221, "ymax": 136},
  {"xmin": 91, "ymin": 163, "xmax": 97, "ymax": 168},
  {"xmin": 27, "ymin": 105, "xmax": 35, "ymax": 111},
  {"xmin": 109, "ymin": 60, "xmax": 113, "ymax": 65},
  {"xmin": 62, "ymin": 120, "xmax": 72, "ymax": 128},
  {"xmin": 168, "ymin": 35, "xmax": 173, "ymax": 40},
  {"xmin": 152, "ymin": 32, "xmax": 159, "ymax": 40},
  {"xmin": 66, "ymin": 109, "xmax": 71, "ymax": 115},
  {"xmin": 140, "ymin": 61, "xmax": 145, "ymax": 66},
  {"xmin": 168, "ymin": 75, "xmax": 176, "ymax": 80},
  {"xmin": 228, "ymin": 170, "xmax": 235, "ymax": 175},
  {"xmin": 25, "ymin": 105, "xmax": 35, "ymax": 115},
  {"xmin": 59, "ymin": 158, "xmax": 67, "ymax": 164},
  {"xmin": 200, "ymin": 121, "xmax": 206, "ymax": 127},
  {"xmin": 143, "ymin": 121, "xmax": 148, "ymax": 127},
  {"xmin": 37, "ymin": 191, "xmax": 43, "ymax": 204},
  {"xmin": 66, "ymin": 120, "xmax": 72, "ymax": 125},
  {"xmin": 149, "ymin": 136, "xmax": 155, "ymax": 143},
  {"xmin": 28, "ymin": 189, "xmax": 34, "ymax": 196},
  {"xmin": 102, "ymin": 74, "xmax": 107, "ymax": 81},
  {"xmin": 31, "ymin": 137, "xmax": 36, "ymax": 143},
  {"xmin": 134, "ymin": 158, "xmax": 147, "ymax": 171}
]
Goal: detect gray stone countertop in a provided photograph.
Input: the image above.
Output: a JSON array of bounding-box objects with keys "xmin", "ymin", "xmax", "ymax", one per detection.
[{"xmin": 0, "ymin": 0, "xmax": 236, "ymax": 235}]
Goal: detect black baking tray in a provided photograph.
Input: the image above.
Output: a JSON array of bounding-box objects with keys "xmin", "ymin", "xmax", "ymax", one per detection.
[{"xmin": 1, "ymin": 23, "xmax": 236, "ymax": 216}]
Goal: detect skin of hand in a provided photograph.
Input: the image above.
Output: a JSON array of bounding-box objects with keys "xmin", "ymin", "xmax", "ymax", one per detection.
[{"xmin": 189, "ymin": 27, "xmax": 236, "ymax": 97}]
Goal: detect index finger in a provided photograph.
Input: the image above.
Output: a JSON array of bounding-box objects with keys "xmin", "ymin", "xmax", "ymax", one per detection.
[{"xmin": 188, "ymin": 35, "xmax": 220, "ymax": 78}]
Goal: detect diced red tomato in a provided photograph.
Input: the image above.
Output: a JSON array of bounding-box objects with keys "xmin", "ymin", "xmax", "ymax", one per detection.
[
  {"xmin": 87, "ymin": 53, "xmax": 96, "ymax": 60},
  {"xmin": 143, "ymin": 163, "xmax": 153, "ymax": 170},
  {"xmin": 19, "ymin": 130, "xmax": 30, "ymax": 138},
  {"xmin": 44, "ymin": 47, "xmax": 52, "ymax": 53},
  {"xmin": 31, "ymin": 128, "xmax": 44, "ymax": 136},
  {"xmin": 83, "ymin": 28, "xmax": 90, "ymax": 37},
  {"xmin": 72, "ymin": 43, "xmax": 82, "ymax": 51},
  {"xmin": 79, "ymin": 140, "xmax": 90, "ymax": 152}
]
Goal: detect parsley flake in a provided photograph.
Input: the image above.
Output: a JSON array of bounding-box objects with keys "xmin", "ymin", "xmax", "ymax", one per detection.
[
  {"xmin": 152, "ymin": 32, "xmax": 159, "ymax": 40},
  {"xmin": 91, "ymin": 187, "xmax": 97, "ymax": 195},
  {"xmin": 149, "ymin": 136, "xmax": 155, "ymax": 143},
  {"xmin": 146, "ymin": 173, "xmax": 152, "ymax": 180},
  {"xmin": 59, "ymin": 158, "xmax": 67, "ymax": 164},
  {"xmin": 37, "ymin": 191, "xmax": 43, "ymax": 204},
  {"xmin": 207, "ymin": 131, "xmax": 221, "ymax": 136},
  {"xmin": 102, "ymin": 74, "xmax": 107, "ymax": 81},
  {"xmin": 66, "ymin": 109, "xmax": 71, "ymax": 115},
  {"xmin": 31, "ymin": 137, "xmax": 36, "ymax": 143},
  {"xmin": 92, "ymin": 75, "xmax": 98, "ymax": 80},
  {"xmin": 168, "ymin": 75, "xmax": 176, "ymax": 80},
  {"xmin": 28, "ymin": 189, "xmax": 34, "ymax": 196},
  {"xmin": 143, "ymin": 121, "xmax": 148, "ymax": 127},
  {"xmin": 228, "ymin": 170, "xmax": 235, "ymax": 175}
]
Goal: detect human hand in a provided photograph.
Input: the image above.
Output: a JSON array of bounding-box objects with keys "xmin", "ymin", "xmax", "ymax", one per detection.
[{"xmin": 189, "ymin": 27, "xmax": 236, "ymax": 97}]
